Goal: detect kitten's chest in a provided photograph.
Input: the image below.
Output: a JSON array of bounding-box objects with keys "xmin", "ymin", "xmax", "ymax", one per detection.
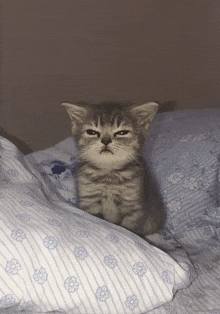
[
  {"xmin": 77, "ymin": 166, "xmax": 143, "ymax": 223},
  {"xmin": 78, "ymin": 166, "xmax": 141, "ymax": 201}
]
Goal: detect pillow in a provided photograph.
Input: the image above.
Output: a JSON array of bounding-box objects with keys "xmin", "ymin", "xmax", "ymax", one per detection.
[
  {"xmin": 0, "ymin": 137, "xmax": 193, "ymax": 313},
  {"xmin": 26, "ymin": 136, "xmax": 79, "ymax": 205},
  {"xmin": 143, "ymin": 108, "xmax": 220, "ymax": 250}
]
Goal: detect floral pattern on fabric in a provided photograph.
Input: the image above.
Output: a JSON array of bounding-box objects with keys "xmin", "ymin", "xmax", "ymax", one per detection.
[
  {"xmin": 0, "ymin": 135, "xmax": 192, "ymax": 314},
  {"xmin": 1, "ymin": 108, "xmax": 220, "ymax": 313}
]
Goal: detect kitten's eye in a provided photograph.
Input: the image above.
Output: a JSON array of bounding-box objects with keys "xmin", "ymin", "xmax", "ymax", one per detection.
[
  {"xmin": 86, "ymin": 129, "xmax": 100, "ymax": 136},
  {"xmin": 114, "ymin": 130, "xmax": 130, "ymax": 136}
]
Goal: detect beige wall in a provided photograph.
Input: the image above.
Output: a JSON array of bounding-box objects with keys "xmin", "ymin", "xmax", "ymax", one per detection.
[{"xmin": 1, "ymin": 0, "xmax": 220, "ymax": 151}]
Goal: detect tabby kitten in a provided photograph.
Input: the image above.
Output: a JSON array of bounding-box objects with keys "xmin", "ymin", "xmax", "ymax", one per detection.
[{"xmin": 62, "ymin": 101, "xmax": 165, "ymax": 236}]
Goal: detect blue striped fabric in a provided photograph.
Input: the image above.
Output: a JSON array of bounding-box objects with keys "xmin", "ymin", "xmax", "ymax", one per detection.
[
  {"xmin": 27, "ymin": 108, "xmax": 220, "ymax": 313},
  {"xmin": 0, "ymin": 136, "xmax": 192, "ymax": 313},
  {"xmin": 144, "ymin": 108, "xmax": 220, "ymax": 313}
]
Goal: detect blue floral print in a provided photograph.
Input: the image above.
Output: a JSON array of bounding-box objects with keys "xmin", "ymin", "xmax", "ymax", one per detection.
[
  {"xmin": 125, "ymin": 294, "xmax": 139, "ymax": 310},
  {"xmin": 103, "ymin": 255, "xmax": 118, "ymax": 269},
  {"xmin": 132, "ymin": 262, "xmax": 147, "ymax": 277},
  {"xmin": 64, "ymin": 276, "xmax": 80, "ymax": 293},
  {"xmin": 95, "ymin": 285, "xmax": 111, "ymax": 302},
  {"xmin": 11, "ymin": 229, "xmax": 26, "ymax": 242},
  {"xmin": 73, "ymin": 247, "xmax": 89, "ymax": 260},
  {"xmin": 33, "ymin": 267, "xmax": 48, "ymax": 285},
  {"xmin": 5, "ymin": 259, "xmax": 21, "ymax": 275},
  {"xmin": 43, "ymin": 236, "xmax": 58, "ymax": 250}
]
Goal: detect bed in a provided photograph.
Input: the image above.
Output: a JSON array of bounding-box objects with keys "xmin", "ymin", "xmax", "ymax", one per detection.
[{"xmin": 0, "ymin": 108, "xmax": 220, "ymax": 313}]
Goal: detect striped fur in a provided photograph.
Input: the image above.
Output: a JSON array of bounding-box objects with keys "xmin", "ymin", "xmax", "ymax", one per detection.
[{"xmin": 63, "ymin": 101, "xmax": 165, "ymax": 236}]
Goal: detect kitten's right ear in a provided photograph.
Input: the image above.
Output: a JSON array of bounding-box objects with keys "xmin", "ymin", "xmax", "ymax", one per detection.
[
  {"xmin": 62, "ymin": 103, "xmax": 87, "ymax": 123},
  {"xmin": 62, "ymin": 102, "xmax": 88, "ymax": 134}
]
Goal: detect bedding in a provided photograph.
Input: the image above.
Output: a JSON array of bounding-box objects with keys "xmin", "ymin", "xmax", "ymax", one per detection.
[
  {"xmin": 0, "ymin": 138, "xmax": 193, "ymax": 313},
  {"xmin": 0, "ymin": 108, "xmax": 220, "ymax": 313}
]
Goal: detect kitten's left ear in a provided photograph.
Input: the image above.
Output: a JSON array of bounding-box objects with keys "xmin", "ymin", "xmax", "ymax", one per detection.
[{"xmin": 131, "ymin": 102, "xmax": 158, "ymax": 130}]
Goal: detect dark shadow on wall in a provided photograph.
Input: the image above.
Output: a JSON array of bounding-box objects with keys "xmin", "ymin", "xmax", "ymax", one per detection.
[
  {"xmin": 157, "ymin": 101, "xmax": 178, "ymax": 113},
  {"xmin": 0, "ymin": 126, "xmax": 33, "ymax": 155}
]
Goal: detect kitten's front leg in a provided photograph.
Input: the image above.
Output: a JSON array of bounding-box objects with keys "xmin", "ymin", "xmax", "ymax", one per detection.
[
  {"xmin": 102, "ymin": 192, "xmax": 121, "ymax": 224},
  {"xmin": 80, "ymin": 198, "xmax": 103, "ymax": 215},
  {"xmin": 80, "ymin": 196, "xmax": 120, "ymax": 223},
  {"xmin": 121, "ymin": 208, "xmax": 163, "ymax": 237},
  {"xmin": 120, "ymin": 210, "xmax": 146, "ymax": 236}
]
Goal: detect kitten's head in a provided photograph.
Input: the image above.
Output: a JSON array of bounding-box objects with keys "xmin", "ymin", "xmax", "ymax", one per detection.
[{"xmin": 62, "ymin": 101, "xmax": 158, "ymax": 169}]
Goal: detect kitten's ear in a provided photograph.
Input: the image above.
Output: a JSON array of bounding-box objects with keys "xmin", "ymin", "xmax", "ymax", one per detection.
[
  {"xmin": 62, "ymin": 102, "xmax": 88, "ymax": 134},
  {"xmin": 131, "ymin": 102, "xmax": 158, "ymax": 130},
  {"xmin": 62, "ymin": 102, "xmax": 88, "ymax": 123}
]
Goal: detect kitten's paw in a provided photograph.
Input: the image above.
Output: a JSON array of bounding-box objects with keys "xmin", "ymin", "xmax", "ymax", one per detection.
[
  {"xmin": 80, "ymin": 202, "xmax": 102, "ymax": 215},
  {"xmin": 120, "ymin": 211, "xmax": 146, "ymax": 236},
  {"xmin": 121, "ymin": 210, "xmax": 165, "ymax": 237},
  {"xmin": 141, "ymin": 213, "xmax": 165, "ymax": 236}
]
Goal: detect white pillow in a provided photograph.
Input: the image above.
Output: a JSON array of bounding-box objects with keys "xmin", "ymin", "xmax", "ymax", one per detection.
[
  {"xmin": 0, "ymin": 137, "xmax": 193, "ymax": 313},
  {"xmin": 144, "ymin": 108, "xmax": 220, "ymax": 248}
]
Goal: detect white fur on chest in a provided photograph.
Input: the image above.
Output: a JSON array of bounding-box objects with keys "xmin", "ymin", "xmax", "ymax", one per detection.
[{"xmin": 78, "ymin": 165, "xmax": 143, "ymax": 224}]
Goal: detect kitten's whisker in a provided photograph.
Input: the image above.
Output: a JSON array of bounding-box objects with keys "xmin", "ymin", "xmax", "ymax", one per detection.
[{"xmin": 111, "ymin": 144, "xmax": 144, "ymax": 168}]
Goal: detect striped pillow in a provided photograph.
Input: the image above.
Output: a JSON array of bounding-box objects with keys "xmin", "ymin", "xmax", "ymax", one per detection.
[{"xmin": 0, "ymin": 137, "xmax": 193, "ymax": 313}]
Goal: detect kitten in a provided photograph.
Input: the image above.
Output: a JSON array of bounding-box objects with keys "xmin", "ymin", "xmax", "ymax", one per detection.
[{"xmin": 62, "ymin": 101, "xmax": 165, "ymax": 236}]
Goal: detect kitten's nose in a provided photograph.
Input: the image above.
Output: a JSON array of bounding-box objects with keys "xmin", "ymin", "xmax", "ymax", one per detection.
[{"xmin": 101, "ymin": 137, "xmax": 112, "ymax": 145}]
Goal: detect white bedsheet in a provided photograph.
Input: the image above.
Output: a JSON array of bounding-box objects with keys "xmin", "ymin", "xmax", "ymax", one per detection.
[{"xmin": 0, "ymin": 137, "xmax": 193, "ymax": 313}]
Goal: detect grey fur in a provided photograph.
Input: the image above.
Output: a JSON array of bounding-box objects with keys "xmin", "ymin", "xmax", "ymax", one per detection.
[{"xmin": 63, "ymin": 101, "xmax": 165, "ymax": 236}]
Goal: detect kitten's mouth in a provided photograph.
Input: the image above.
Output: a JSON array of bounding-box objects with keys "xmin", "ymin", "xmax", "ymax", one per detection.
[{"xmin": 100, "ymin": 147, "xmax": 113, "ymax": 154}]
